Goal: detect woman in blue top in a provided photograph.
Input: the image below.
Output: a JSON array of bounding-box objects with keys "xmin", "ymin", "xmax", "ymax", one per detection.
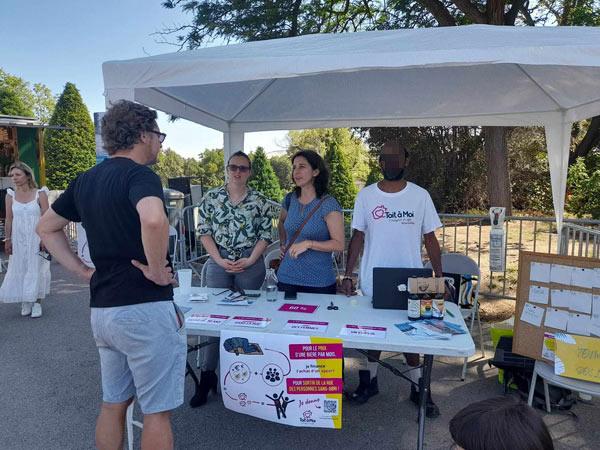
[{"xmin": 277, "ymin": 150, "xmax": 345, "ymax": 294}]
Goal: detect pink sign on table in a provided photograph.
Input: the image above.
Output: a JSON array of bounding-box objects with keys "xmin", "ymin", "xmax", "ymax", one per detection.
[
  {"xmin": 279, "ymin": 303, "xmax": 319, "ymax": 313},
  {"xmin": 289, "ymin": 343, "xmax": 344, "ymax": 359},
  {"xmin": 286, "ymin": 377, "xmax": 344, "ymax": 394}
]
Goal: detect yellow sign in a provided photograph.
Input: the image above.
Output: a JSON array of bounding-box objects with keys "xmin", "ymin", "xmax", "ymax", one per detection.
[{"xmin": 555, "ymin": 333, "xmax": 600, "ymax": 383}]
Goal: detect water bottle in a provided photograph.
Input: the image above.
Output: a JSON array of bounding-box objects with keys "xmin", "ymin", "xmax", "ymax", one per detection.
[{"xmin": 263, "ymin": 268, "xmax": 278, "ymax": 302}]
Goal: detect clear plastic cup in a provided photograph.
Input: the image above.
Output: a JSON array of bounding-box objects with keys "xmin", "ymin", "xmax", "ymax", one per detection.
[{"xmin": 177, "ymin": 269, "xmax": 192, "ymax": 295}]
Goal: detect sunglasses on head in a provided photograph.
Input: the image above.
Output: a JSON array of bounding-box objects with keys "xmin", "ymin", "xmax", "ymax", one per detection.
[{"xmin": 227, "ymin": 164, "xmax": 250, "ymax": 173}]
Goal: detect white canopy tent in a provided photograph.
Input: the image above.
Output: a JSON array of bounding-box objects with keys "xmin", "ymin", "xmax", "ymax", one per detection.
[{"xmin": 103, "ymin": 25, "xmax": 600, "ymax": 237}]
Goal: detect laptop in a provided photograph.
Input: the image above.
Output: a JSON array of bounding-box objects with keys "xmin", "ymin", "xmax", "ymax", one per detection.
[{"xmin": 372, "ymin": 267, "xmax": 433, "ymax": 310}]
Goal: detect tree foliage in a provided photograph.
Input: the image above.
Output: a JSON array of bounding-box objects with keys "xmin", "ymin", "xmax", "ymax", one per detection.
[
  {"xmin": 324, "ymin": 140, "xmax": 357, "ymax": 209},
  {"xmin": 249, "ymin": 147, "xmax": 283, "ymax": 201},
  {"xmin": 0, "ymin": 68, "xmax": 55, "ymax": 121},
  {"xmin": 197, "ymin": 148, "xmax": 225, "ymax": 188},
  {"xmin": 566, "ymin": 153, "xmax": 600, "ymax": 219},
  {"xmin": 0, "ymin": 86, "xmax": 33, "ymax": 117},
  {"xmin": 44, "ymin": 83, "xmax": 95, "ymax": 190},
  {"xmin": 508, "ymin": 127, "xmax": 553, "ymax": 213},
  {"xmin": 269, "ymin": 153, "xmax": 293, "ymax": 191},
  {"xmin": 287, "ymin": 128, "xmax": 369, "ymax": 181},
  {"xmin": 365, "ymin": 161, "xmax": 383, "ymax": 186},
  {"xmin": 162, "ymin": 0, "xmax": 600, "ymax": 212},
  {"xmin": 153, "ymin": 148, "xmax": 186, "ymax": 184}
]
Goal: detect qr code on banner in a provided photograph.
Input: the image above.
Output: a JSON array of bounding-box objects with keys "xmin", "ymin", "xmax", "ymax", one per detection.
[{"xmin": 323, "ymin": 399, "xmax": 338, "ymax": 415}]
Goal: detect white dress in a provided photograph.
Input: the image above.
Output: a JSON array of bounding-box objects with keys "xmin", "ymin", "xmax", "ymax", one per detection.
[{"xmin": 0, "ymin": 188, "xmax": 51, "ymax": 303}]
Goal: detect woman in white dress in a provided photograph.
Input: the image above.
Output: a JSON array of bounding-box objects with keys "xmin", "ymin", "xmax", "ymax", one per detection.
[{"xmin": 0, "ymin": 162, "xmax": 51, "ymax": 318}]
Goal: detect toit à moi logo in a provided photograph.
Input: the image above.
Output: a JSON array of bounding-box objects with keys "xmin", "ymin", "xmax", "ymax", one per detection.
[{"xmin": 372, "ymin": 205, "xmax": 414, "ymax": 220}]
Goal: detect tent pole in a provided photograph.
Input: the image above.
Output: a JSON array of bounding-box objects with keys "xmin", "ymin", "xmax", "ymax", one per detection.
[
  {"xmin": 545, "ymin": 117, "xmax": 572, "ymax": 255},
  {"xmin": 223, "ymin": 130, "xmax": 245, "ymax": 175}
]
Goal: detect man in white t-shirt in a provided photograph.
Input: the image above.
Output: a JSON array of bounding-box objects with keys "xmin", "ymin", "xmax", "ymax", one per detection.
[{"xmin": 341, "ymin": 139, "xmax": 443, "ymax": 418}]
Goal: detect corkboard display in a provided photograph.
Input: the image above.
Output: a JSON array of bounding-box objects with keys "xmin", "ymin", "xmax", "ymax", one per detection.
[{"xmin": 513, "ymin": 251, "xmax": 600, "ymax": 363}]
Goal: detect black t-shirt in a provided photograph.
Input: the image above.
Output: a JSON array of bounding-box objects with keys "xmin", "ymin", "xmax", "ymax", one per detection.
[{"xmin": 52, "ymin": 157, "xmax": 173, "ymax": 308}]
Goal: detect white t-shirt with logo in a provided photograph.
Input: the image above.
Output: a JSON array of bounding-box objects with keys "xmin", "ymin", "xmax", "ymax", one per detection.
[{"xmin": 351, "ymin": 182, "xmax": 442, "ymax": 297}]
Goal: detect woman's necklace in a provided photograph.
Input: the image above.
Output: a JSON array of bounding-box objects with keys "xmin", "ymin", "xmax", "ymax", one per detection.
[{"xmin": 227, "ymin": 185, "xmax": 247, "ymax": 206}]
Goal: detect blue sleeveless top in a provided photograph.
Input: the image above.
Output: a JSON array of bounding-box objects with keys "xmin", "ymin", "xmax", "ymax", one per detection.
[{"xmin": 277, "ymin": 193, "xmax": 342, "ymax": 287}]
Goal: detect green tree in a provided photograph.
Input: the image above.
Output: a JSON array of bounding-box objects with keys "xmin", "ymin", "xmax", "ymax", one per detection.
[
  {"xmin": 269, "ymin": 154, "xmax": 293, "ymax": 192},
  {"xmin": 365, "ymin": 162, "xmax": 382, "ymax": 186},
  {"xmin": 0, "ymin": 86, "xmax": 33, "ymax": 116},
  {"xmin": 44, "ymin": 82, "xmax": 95, "ymax": 189},
  {"xmin": 324, "ymin": 140, "xmax": 357, "ymax": 209},
  {"xmin": 249, "ymin": 147, "xmax": 282, "ymax": 201},
  {"xmin": 287, "ymin": 128, "xmax": 369, "ymax": 181},
  {"xmin": 153, "ymin": 148, "xmax": 186, "ymax": 185},
  {"xmin": 0, "ymin": 69, "xmax": 55, "ymax": 121},
  {"xmin": 198, "ymin": 148, "xmax": 225, "ymax": 189},
  {"xmin": 508, "ymin": 127, "xmax": 553, "ymax": 213},
  {"xmin": 32, "ymin": 83, "xmax": 56, "ymax": 123},
  {"xmin": 162, "ymin": 0, "xmax": 600, "ymax": 214}
]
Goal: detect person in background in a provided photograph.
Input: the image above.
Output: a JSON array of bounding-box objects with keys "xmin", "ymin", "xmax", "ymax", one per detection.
[
  {"xmin": 194, "ymin": 150, "xmax": 274, "ymax": 407},
  {"xmin": 37, "ymin": 100, "xmax": 184, "ymax": 450},
  {"xmin": 449, "ymin": 396, "xmax": 554, "ymax": 450},
  {"xmin": 277, "ymin": 150, "xmax": 345, "ymax": 294},
  {"xmin": 341, "ymin": 139, "xmax": 444, "ymax": 417},
  {"xmin": 0, "ymin": 162, "xmax": 50, "ymax": 318}
]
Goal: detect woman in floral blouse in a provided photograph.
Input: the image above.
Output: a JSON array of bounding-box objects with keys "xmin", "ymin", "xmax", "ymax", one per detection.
[{"xmin": 192, "ymin": 150, "xmax": 274, "ymax": 407}]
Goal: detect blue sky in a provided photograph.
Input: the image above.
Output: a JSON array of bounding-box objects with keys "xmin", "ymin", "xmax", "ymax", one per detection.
[{"xmin": 1, "ymin": 0, "xmax": 288, "ymax": 158}]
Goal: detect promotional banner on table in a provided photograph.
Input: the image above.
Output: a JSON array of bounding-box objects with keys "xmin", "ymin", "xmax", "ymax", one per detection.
[{"xmin": 219, "ymin": 330, "xmax": 343, "ymax": 428}]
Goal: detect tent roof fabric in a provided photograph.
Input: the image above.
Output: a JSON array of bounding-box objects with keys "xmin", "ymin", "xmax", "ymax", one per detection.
[{"xmin": 103, "ymin": 25, "xmax": 600, "ymax": 132}]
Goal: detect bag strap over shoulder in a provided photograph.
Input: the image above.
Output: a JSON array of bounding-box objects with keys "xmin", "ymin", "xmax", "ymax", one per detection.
[{"xmin": 280, "ymin": 195, "xmax": 328, "ymax": 263}]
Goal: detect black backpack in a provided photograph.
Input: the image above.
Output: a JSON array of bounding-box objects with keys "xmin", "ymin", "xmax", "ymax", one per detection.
[{"xmin": 490, "ymin": 336, "xmax": 576, "ymax": 411}]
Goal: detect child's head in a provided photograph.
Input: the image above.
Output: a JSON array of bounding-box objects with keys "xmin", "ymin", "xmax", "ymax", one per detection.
[{"xmin": 449, "ymin": 396, "xmax": 554, "ymax": 450}]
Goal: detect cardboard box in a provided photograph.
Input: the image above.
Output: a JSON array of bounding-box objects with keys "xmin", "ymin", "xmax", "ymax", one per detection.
[{"xmin": 408, "ymin": 277, "xmax": 445, "ymax": 294}]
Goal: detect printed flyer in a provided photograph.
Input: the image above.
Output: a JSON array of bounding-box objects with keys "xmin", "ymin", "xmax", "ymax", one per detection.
[{"xmin": 219, "ymin": 330, "xmax": 343, "ymax": 428}]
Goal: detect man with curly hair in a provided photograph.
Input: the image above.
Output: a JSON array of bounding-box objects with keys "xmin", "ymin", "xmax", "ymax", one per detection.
[{"xmin": 37, "ymin": 100, "xmax": 186, "ymax": 450}]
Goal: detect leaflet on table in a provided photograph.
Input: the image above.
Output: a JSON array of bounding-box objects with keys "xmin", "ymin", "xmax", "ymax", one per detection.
[
  {"xmin": 395, "ymin": 320, "xmax": 466, "ymax": 340},
  {"xmin": 186, "ymin": 313, "xmax": 230, "ymax": 326},
  {"xmin": 231, "ymin": 316, "xmax": 271, "ymax": 328},
  {"xmin": 340, "ymin": 325, "xmax": 387, "ymax": 339},
  {"xmin": 285, "ymin": 320, "xmax": 329, "ymax": 333},
  {"xmin": 279, "ymin": 303, "xmax": 319, "ymax": 314}
]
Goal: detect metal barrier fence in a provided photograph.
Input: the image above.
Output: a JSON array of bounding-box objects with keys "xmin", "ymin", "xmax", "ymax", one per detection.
[
  {"xmin": 436, "ymin": 214, "xmax": 600, "ymax": 299},
  {"xmin": 560, "ymin": 223, "xmax": 600, "ymax": 258},
  {"xmin": 69, "ymin": 200, "xmax": 600, "ymax": 300}
]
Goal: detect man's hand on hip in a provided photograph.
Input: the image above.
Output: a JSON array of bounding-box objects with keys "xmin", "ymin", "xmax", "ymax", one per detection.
[{"xmin": 131, "ymin": 259, "xmax": 176, "ymax": 286}]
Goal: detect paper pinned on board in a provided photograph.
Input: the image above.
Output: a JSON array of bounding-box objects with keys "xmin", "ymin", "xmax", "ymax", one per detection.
[
  {"xmin": 570, "ymin": 291, "xmax": 593, "ymax": 314},
  {"xmin": 520, "ymin": 302, "xmax": 545, "ymax": 327},
  {"xmin": 551, "ymin": 289, "xmax": 571, "ymax": 308},
  {"xmin": 545, "ymin": 308, "xmax": 569, "ymax": 331},
  {"xmin": 550, "ymin": 264, "xmax": 573, "ymax": 285},
  {"xmin": 530, "ymin": 262, "xmax": 551, "ymax": 283},
  {"xmin": 566, "ymin": 313, "xmax": 591, "ymax": 336},
  {"xmin": 529, "ymin": 285, "xmax": 549, "ymax": 304},
  {"xmin": 571, "ymin": 267, "xmax": 596, "ymax": 289}
]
